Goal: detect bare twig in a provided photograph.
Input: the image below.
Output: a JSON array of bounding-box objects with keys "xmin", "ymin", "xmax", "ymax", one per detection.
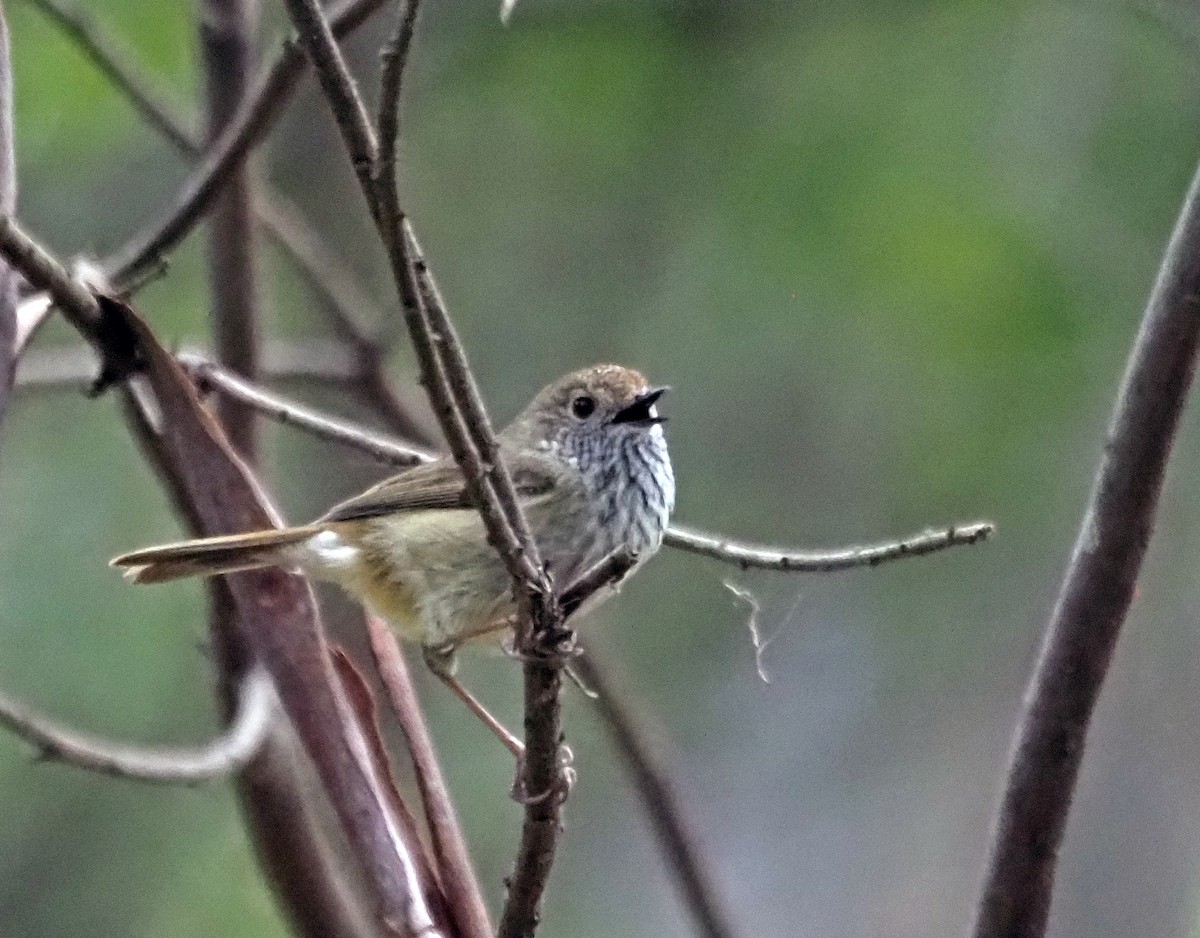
[
  {"xmin": 104, "ymin": 0, "xmax": 389, "ymax": 288},
  {"xmin": 367, "ymin": 615, "xmax": 493, "ymax": 938},
  {"xmin": 970, "ymin": 159, "xmax": 1200, "ymax": 938},
  {"xmin": 573, "ymin": 649, "xmax": 740, "ymax": 938},
  {"xmin": 0, "ymin": 666, "xmax": 274, "ymax": 783},
  {"xmin": 375, "ymin": 0, "xmax": 419, "ymax": 218},
  {"xmin": 198, "ymin": 0, "xmax": 263, "ymax": 458},
  {"xmin": 278, "ymin": 0, "xmax": 380, "ymax": 217},
  {"xmin": 559, "ymin": 548, "xmax": 638, "ymax": 619},
  {"xmin": 0, "ymin": 217, "xmax": 100, "ymax": 332},
  {"xmin": 664, "ymin": 520, "xmax": 994, "ymax": 571},
  {"xmin": 183, "ymin": 353, "xmax": 433, "ymax": 466}
]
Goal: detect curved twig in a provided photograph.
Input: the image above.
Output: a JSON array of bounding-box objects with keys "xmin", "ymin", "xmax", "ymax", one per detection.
[
  {"xmin": 665, "ymin": 520, "xmax": 994, "ymax": 571},
  {"xmin": 0, "ymin": 667, "xmax": 274, "ymax": 783}
]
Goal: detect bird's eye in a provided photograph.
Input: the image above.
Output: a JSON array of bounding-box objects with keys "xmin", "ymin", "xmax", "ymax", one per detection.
[{"xmin": 571, "ymin": 395, "xmax": 596, "ymax": 419}]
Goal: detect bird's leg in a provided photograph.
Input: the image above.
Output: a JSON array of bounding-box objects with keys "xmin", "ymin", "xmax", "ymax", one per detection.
[{"xmin": 421, "ymin": 643, "xmax": 525, "ymax": 758}]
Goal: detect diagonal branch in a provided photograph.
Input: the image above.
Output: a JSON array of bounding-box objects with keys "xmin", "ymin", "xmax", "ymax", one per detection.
[
  {"xmin": 572, "ymin": 649, "xmax": 738, "ymax": 938},
  {"xmin": 103, "ymin": 0, "xmax": 389, "ymax": 288},
  {"xmin": 182, "ymin": 354, "xmax": 434, "ymax": 466},
  {"xmin": 970, "ymin": 155, "xmax": 1200, "ymax": 938},
  {"xmin": 278, "ymin": 3, "xmax": 571, "ymax": 933},
  {"xmin": 367, "ymin": 615, "xmax": 493, "ymax": 938},
  {"xmin": 23, "ymin": 0, "xmax": 433, "ymax": 443},
  {"xmin": 0, "ymin": 666, "xmax": 273, "ymax": 783}
]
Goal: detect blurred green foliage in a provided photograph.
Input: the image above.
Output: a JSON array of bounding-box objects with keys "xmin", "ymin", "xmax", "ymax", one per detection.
[{"xmin": 4, "ymin": 1, "xmax": 1200, "ymax": 936}]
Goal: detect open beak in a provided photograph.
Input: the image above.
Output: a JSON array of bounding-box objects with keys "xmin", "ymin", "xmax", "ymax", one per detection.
[{"xmin": 612, "ymin": 386, "xmax": 669, "ymax": 426}]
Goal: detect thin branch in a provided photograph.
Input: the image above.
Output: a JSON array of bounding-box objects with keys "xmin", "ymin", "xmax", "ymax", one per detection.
[
  {"xmin": 182, "ymin": 353, "xmax": 434, "ymax": 466},
  {"xmin": 367, "ymin": 615, "xmax": 493, "ymax": 938},
  {"xmin": 0, "ymin": 666, "xmax": 274, "ymax": 783},
  {"xmin": 970, "ymin": 157, "xmax": 1200, "ymax": 938},
  {"xmin": 103, "ymin": 0, "xmax": 389, "ymax": 288},
  {"xmin": 573, "ymin": 649, "xmax": 739, "ymax": 938},
  {"xmin": 0, "ymin": 217, "xmax": 100, "ymax": 332},
  {"xmin": 278, "ymin": 0, "xmax": 380, "ymax": 219},
  {"xmin": 402, "ymin": 226, "xmax": 545, "ymax": 583},
  {"xmin": 375, "ymin": 0, "xmax": 419, "ymax": 216},
  {"xmin": 664, "ymin": 520, "xmax": 994, "ymax": 572},
  {"xmin": 560, "ymin": 548, "xmax": 638, "ymax": 619},
  {"xmin": 14, "ymin": 338, "xmax": 361, "ymax": 389},
  {"xmin": 198, "ymin": 0, "xmax": 264, "ymax": 458}
]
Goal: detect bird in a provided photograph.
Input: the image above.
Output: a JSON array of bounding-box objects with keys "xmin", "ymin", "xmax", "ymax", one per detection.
[{"xmin": 110, "ymin": 364, "xmax": 675, "ymax": 753}]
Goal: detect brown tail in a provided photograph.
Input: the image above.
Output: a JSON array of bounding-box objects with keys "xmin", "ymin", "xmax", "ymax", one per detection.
[{"xmin": 110, "ymin": 526, "xmax": 320, "ymax": 584}]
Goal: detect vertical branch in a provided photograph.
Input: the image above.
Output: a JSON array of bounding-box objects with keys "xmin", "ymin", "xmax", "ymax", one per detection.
[
  {"xmin": 970, "ymin": 157, "xmax": 1200, "ymax": 938},
  {"xmin": 0, "ymin": 0, "xmax": 16, "ymax": 431},
  {"xmin": 199, "ymin": 0, "xmax": 263, "ymax": 458}
]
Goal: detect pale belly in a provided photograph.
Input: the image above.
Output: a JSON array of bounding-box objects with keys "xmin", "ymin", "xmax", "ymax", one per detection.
[{"xmin": 300, "ymin": 487, "xmax": 666, "ymax": 649}]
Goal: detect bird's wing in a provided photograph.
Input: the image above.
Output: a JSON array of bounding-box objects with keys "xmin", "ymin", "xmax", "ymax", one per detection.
[{"xmin": 320, "ymin": 453, "xmax": 566, "ymax": 523}]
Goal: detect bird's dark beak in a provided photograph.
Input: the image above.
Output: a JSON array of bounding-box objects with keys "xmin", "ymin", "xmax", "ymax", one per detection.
[{"xmin": 612, "ymin": 386, "xmax": 669, "ymax": 425}]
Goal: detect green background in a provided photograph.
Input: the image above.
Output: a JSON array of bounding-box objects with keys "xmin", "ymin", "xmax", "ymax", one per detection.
[{"xmin": 3, "ymin": 0, "xmax": 1200, "ymax": 935}]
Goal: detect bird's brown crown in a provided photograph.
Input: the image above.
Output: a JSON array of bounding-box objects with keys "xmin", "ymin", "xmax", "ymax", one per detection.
[{"xmin": 523, "ymin": 364, "xmax": 650, "ymax": 416}]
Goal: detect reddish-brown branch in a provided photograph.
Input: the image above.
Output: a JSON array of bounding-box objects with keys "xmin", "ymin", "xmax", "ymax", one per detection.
[
  {"xmin": 367, "ymin": 615, "xmax": 493, "ymax": 938},
  {"xmin": 970, "ymin": 158, "xmax": 1200, "ymax": 938}
]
